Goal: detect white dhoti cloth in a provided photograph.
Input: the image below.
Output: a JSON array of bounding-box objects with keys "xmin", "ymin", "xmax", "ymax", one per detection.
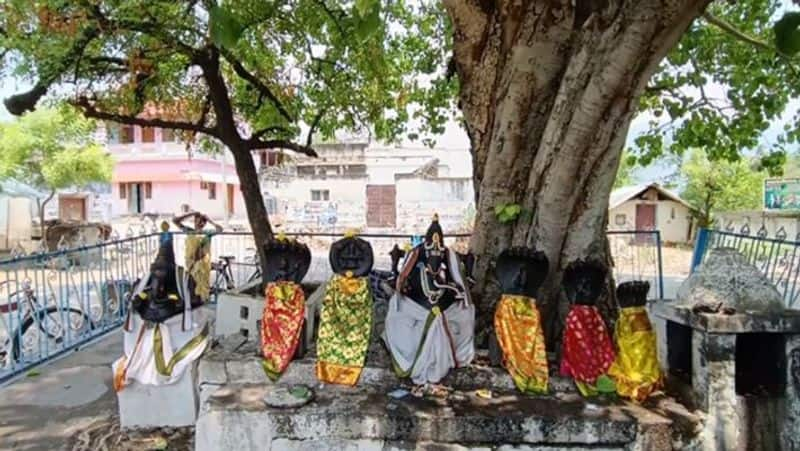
[
  {"xmin": 383, "ymin": 293, "xmax": 475, "ymax": 384},
  {"xmin": 112, "ymin": 309, "xmax": 209, "ymax": 389}
]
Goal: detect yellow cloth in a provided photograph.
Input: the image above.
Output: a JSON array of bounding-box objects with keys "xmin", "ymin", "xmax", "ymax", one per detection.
[
  {"xmin": 185, "ymin": 234, "xmax": 211, "ymax": 302},
  {"xmin": 608, "ymin": 306, "xmax": 662, "ymax": 402},
  {"xmin": 494, "ymin": 294, "xmax": 548, "ymax": 394}
]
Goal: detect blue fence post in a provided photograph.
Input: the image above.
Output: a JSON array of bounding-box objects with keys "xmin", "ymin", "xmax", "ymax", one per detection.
[
  {"xmin": 691, "ymin": 228, "xmax": 710, "ymax": 273},
  {"xmin": 655, "ymin": 231, "xmax": 664, "ymax": 299}
]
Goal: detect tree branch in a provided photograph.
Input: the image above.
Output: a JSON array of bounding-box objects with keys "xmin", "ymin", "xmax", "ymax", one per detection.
[
  {"xmin": 245, "ymin": 138, "xmax": 318, "ymax": 157},
  {"xmin": 218, "ymin": 48, "xmax": 294, "ymax": 123},
  {"xmin": 703, "ymin": 12, "xmax": 799, "ymax": 77},
  {"xmin": 72, "ymin": 97, "xmax": 218, "ymax": 136},
  {"xmin": 251, "ymin": 126, "xmax": 292, "ymax": 141},
  {"xmin": 311, "ymin": 0, "xmax": 347, "ymax": 36},
  {"xmin": 306, "ymin": 107, "xmax": 327, "ymax": 147}
]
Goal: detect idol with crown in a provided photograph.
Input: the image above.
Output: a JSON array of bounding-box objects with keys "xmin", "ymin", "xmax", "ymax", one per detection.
[
  {"xmin": 316, "ymin": 230, "xmax": 375, "ymax": 385},
  {"xmin": 113, "ymin": 222, "xmax": 209, "ymax": 392},
  {"xmin": 383, "ymin": 214, "xmax": 474, "ymax": 384}
]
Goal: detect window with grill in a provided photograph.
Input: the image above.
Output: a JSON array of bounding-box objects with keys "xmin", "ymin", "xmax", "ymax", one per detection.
[
  {"xmin": 120, "ymin": 125, "xmax": 135, "ymax": 143},
  {"xmin": 208, "ymin": 183, "xmax": 217, "ymax": 199},
  {"xmin": 311, "ymin": 190, "xmax": 330, "ymax": 201}
]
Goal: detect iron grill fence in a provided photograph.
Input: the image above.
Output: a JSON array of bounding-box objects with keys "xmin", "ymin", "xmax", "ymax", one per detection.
[
  {"xmin": 692, "ymin": 227, "xmax": 800, "ymax": 308},
  {"xmin": 0, "ymin": 229, "xmax": 662, "ymax": 383}
]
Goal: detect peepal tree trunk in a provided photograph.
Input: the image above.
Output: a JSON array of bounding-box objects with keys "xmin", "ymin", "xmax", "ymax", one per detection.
[{"xmin": 444, "ymin": 0, "xmax": 711, "ymax": 346}]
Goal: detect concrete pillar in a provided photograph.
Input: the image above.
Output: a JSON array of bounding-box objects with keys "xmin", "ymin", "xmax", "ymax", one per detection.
[
  {"xmin": 783, "ymin": 334, "xmax": 800, "ymax": 451},
  {"xmin": 694, "ymin": 333, "xmax": 737, "ymax": 451}
]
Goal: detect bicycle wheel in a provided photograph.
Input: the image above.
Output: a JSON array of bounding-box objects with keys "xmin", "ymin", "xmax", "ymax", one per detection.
[{"xmin": 11, "ymin": 306, "xmax": 92, "ymax": 363}]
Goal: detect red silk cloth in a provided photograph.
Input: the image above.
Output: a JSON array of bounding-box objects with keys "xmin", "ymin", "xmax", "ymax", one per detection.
[{"xmin": 560, "ymin": 305, "xmax": 615, "ymax": 384}]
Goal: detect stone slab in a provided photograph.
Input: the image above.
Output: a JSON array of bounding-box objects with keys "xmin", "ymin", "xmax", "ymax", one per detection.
[
  {"xmin": 196, "ymin": 383, "xmax": 641, "ymax": 451},
  {"xmin": 199, "ymin": 338, "xmax": 576, "ymax": 394},
  {"xmin": 652, "ymin": 302, "xmax": 800, "ymax": 333},
  {"xmin": 118, "ymin": 362, "xmax": 199, "ymax": 429}
]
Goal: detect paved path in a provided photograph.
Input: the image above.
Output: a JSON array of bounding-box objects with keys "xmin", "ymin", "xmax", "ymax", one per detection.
[{"xmin": 0, "ymin": 331, "xmax": 121, "ymax": 451}]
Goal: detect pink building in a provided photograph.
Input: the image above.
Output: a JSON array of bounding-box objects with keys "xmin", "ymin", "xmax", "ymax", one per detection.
[{"xmin": 107, "ymin": 124, "xmax": 246, "ymax": 220}]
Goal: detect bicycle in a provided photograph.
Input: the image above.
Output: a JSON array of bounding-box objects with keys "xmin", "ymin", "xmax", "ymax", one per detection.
[
  {"xmin": 0, "ymin": 279, "xmax": 93, "ymax": 369},
  {"xmin": 209, "ymin": 249, "xmax": 262, "ymax": 299}
]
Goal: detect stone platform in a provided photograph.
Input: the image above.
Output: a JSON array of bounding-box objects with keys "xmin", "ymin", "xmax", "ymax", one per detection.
[{"xmin": 195, "ymin": 337, "xmax": 702, "ymax": 451}]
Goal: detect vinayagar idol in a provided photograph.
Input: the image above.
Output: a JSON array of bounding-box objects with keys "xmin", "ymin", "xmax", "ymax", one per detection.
[
  {"xmin": 383, "ymin": 214, "xmax": 475, "ymax": 384},
  {"xmin": 608, "ymin": 280, "xmax": 663, "ymax": 402},
  {"xmin": 493, "ymin": 247, "xmax": 550, "ymax": 394},
  {"xmin": 113, "ymin": 222, "xmax": 209, "ymax": 392},
  {"xmin": 559, "ymin": 260, "xmax": 616, "ymax": 397},
  {"xmin": 260, "ymin": 235, "xmax": 311, "ymax": 381},
  {"xmin": 316, "ymin": 231, "xmax": 374, "ymax": 386}
]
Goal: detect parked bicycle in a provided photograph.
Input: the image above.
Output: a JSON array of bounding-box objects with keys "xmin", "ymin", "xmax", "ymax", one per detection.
[
  {"xmin": 0, "ymin": 279, "xmax": 93, "ymax": 369},
  {"xmin": 209, "ymin": 248, "xmax": 262, "ymax": 300}
]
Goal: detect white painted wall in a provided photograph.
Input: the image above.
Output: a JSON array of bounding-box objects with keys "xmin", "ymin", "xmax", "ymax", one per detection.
[
  {"xmin": 609, "ymin": 199, "xmax": 693, "ymax": 243},
  {"xmin": 395, "ymin": 177, "xmax": 475, "ymax": 232},
  {"xmin": 714, "ymin": 210, "xmax": 800, "ymax": 239},
  {"xmin": 265, "ymin": 177, "xmax": 368, "ymax": 230}
]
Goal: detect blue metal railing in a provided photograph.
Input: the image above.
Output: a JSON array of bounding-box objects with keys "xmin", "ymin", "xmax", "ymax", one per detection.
[
  {"xmin": 0, "ymin": 228, "xmax": 662, "ymax": 383},
  {"xmin": 691, "ymin": 227, "xmax": 800, "ymax": 308}
]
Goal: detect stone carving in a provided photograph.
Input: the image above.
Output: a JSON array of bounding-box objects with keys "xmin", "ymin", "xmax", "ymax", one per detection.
[{"xmin": 677, "ymin": 248, "xmax": 784, "ymax": 313}]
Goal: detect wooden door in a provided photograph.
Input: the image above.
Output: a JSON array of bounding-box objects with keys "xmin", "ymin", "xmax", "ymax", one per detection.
[
  {"xmin": 366, "ymin": 185, "xmax": 396, "ymax": 228},
  {"xmin": 635, "ymin": 204, "xmax": 656, "ymax": 244},
  {"xmin": 227, "ymin": 184, "xmax": 235, "ymax": 216},
  {"xmin": 59, "ymin": 197, "xmax": 87, "ymax": 222}
]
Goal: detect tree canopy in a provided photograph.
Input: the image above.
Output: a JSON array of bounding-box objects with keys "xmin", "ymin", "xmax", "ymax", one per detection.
[
  {"xmin": 0, "ymin": 0, "xmax": 453, "ymax": 152},
  {"xmin": 0, "ymin": 105, "xmax": 113, "ymax": 238},
  {"xmin": 0, "ymin": 106, "xmax": 113, "ymax": 193},
  {"xmin": 632, "ymin": 1, "xmax": 800, "ymax": 170},
  {"xmin": 679, "ymin": 148, "xmax": 765, "ymax": 228}
]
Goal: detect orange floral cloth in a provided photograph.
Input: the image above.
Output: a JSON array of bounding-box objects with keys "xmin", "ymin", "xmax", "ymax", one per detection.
[
  {"xmin": 608, "ymin": 306, "xmax": 662, "ymax": 402},
  {"xmin": 494, "ymin": 294, "xmax": 548, "ymax": 393},
  {"xmin": 560, "ymin": 305, "xmax": 615, "ymax": 390},
  {"xmin": 261, "ymin": 281, "xmax": 305, "ymax": 381}
]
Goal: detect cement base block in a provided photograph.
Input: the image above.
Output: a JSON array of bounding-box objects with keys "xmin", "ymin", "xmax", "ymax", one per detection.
[
  {"xmin": 118, "ymin": 363, "xmax": 199, "ymax": 429},
  {"xmin": 215, "ymin": 291, "xmax": 263, "ymax": 339},
  {"xmin": 195, "ymin": 383, "xmax": 695, "ymax": 451}
]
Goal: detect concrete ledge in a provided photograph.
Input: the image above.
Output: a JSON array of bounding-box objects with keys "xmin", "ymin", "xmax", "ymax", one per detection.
[
  {"xmin": 196, "ymin": 383, "xmax": 641, "ymax": 451},
  {"xmin": 652, "ymin": 302, "xmax": 800, "ymax": 333}
]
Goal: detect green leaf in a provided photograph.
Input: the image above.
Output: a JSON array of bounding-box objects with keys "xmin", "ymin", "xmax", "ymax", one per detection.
[
  {"xmin": 775, "ymin": 12, "xmax": 800, "ymax": 55},
  {"xmin": 596, "ymin": 375, "xmax": 616, "ymax": 394},
  {"xmin": 26, "ymin": 369, "xmax": 41, "ymax": 378},
  {"xmin": 354, "ymin": 0, "xmax": 375, "ymax": 17},
  {"xmin": 209, "ymin": 5, "xmax": 244, "ymax": 49},
  {"xmin": 494, "ymin": 204, "xmax": 506, "ymax": 216}
]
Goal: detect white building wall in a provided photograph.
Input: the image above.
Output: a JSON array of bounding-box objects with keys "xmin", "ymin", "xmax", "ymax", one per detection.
[
  {"xmin": 608, "ymin": 199, "xmax": 692, "ymax": 243},
  {"xmin": 266, "ymin": 177, "xmax": 368, "ymax": 230},
  {"xmin": 395, "ymin": 177, "xmax": 475, "ymax": 233}
]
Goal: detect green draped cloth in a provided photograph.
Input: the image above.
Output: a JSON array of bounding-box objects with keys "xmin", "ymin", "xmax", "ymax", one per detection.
[{"xmin": 316, "ymin": 274, "xmax": 373, "ymax": 385}]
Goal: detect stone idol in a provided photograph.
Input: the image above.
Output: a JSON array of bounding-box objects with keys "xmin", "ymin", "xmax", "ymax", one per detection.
[
  {"xmin": 383, "ymin": 214, "xmax": 474, "ymax": 384},
  {"xmin": 608, "ymin": 280, "xmax": 662, "ymax": 402},
  {"xmin": 493, "ymin": 247, "xmax": 550, "ymax": 394},
  {"xmin": 260, "ymin": 234, "xmax": 311, "ymax": 381},
  {"xmin": 559, "ymin": 260, "xmax": 616, "ymax": 397},
  {"xmin": 113, "ymin": 222, "xmax": 209, "ymax": 392},
  {"xmin": 316, "ymin": 231, "xmax": 375, "ymax": 385}
]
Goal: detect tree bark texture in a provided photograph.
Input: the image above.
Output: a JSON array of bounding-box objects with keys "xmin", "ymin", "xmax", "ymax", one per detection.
[{"xmin": 444, "ymin": 0, "xmax": 711, "ymax": 347}]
